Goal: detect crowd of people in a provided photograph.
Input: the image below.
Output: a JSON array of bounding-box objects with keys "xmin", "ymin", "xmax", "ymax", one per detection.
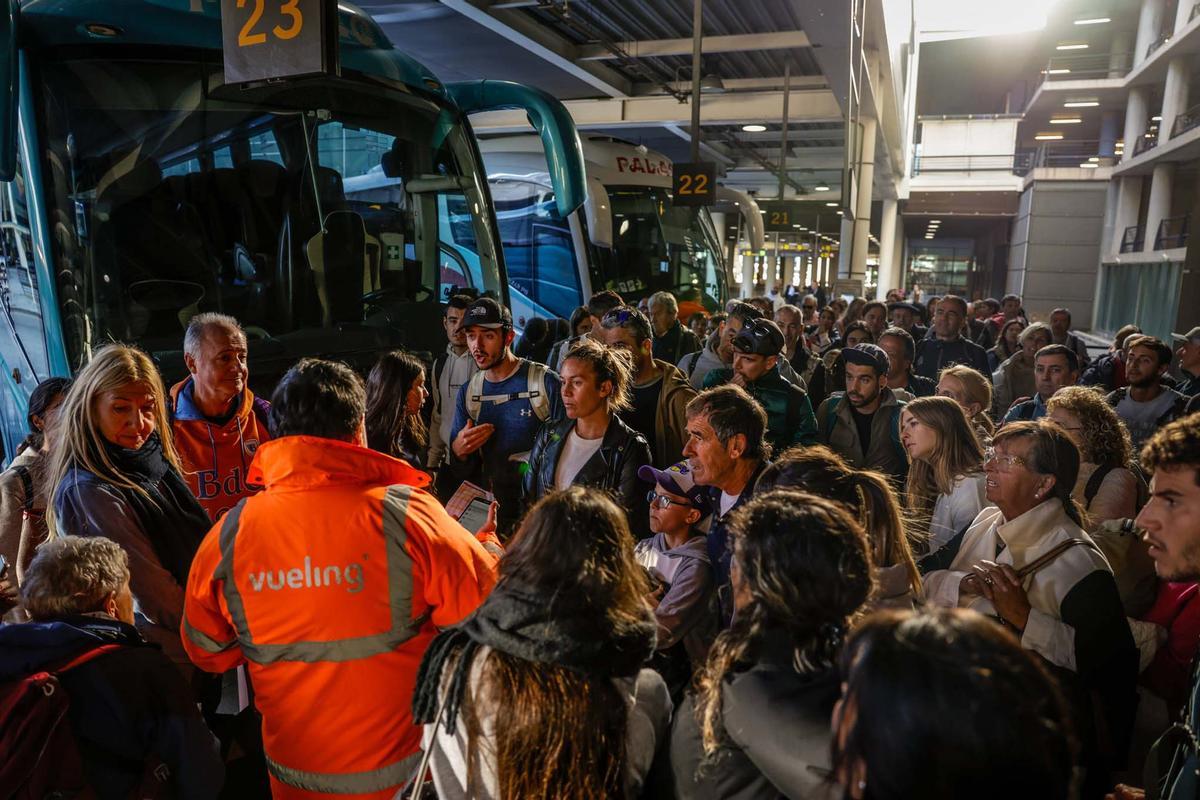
[{"xmin": 1, "ymin": 283, "xmax": 1199, "ymax": 800}]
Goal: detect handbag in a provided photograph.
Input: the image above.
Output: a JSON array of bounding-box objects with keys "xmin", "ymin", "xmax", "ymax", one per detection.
[
  {"xmin": 396, "ymin": 690, "xmax": 447, "ymax": 800},
  {"xmin": 1015, "ymin": 537, "xmax": 1103, "ymax": 580}
]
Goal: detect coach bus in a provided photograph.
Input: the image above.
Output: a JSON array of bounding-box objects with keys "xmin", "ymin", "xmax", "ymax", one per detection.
[
  {"xmin": 0, "ymin": 0, "xmax": 587, "ymax": 459},
  {"xmin": 478, "ymin": 134, "xmax": 764, "ymax": 326}
]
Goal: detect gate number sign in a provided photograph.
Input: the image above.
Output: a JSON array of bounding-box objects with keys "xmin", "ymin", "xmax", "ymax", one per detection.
[
  {"xmin": 672, "ymin": 162, "xmax": 716, "ymax": 207},
  {"xmin": 221, "ymin": 0, "xmax": 336, "ymax": 85}
]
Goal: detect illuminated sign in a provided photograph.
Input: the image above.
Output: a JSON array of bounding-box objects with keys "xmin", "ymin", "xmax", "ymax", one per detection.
[
  {"xmin": 221, "ymin": 0, "xmax": 337, "ymax": 85},
  {"xmin": 672, "ymin": 162, "xmax": 716, "ymax": 207}
]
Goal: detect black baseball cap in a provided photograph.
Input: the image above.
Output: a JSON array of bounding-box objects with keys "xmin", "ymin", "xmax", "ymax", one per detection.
[
  {"xmin": 459, "ymin": 297, "xmax": 512, "ymax": 332},
  {"xmin": 841, "ymin": 343, "xmax": 890, "ymax": 376},
  {"xmin": 733, "ymin": 319, "xmax": 785, "ymax": 356}
]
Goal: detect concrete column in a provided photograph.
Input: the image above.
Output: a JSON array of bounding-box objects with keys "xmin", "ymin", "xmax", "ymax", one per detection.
[
  {"xmin": 1135, "ymin": 0, "xmax": 1166, "ymax": 66},
  {"xmin": 875, "ymin": 199, "xmax": 899, "ymax": 300},
  {"xmin": 1145, "ymin": 163, "xmax": 1175, "ymax": 251},
  {"xmin": 837, "ymin": 215, "xmax": 854, "ymax": 279},
  {"xmin": 740, "ymin": 253, "xmax": 754, "ymax": 298},
  {"xmin": 1100, "ymin": 111, "xmax": 1120, "ymax": 158},
  {"xmin": 1123, "ymin": 87, "xmax": 1150, "ymax": 161},
  {"xmin": 1110, "ymin": 31, "xmax": 1133, "ymax": 76},
  {"xmin": 782, "ymin": 254, "xmax": 796, "ymax": 289},
  {"xmin": 1113, "ymin": 176, "xmax": 1145, "ymax": 254},
  {"xmin": 850, "ymin": 115, "xmax": 878, "ymax": 282},
  {"xmin": 1175, "ymin": 0, "xmax": 1196, "ymax": 33},
  {"xmin": 1161, "ymin": 57, "xmax": 1192, "ymax": 141}
]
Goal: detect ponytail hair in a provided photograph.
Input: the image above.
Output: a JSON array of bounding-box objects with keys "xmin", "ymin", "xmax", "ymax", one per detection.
[{"xmin": 992, "ymin": 421, "xmax": 1087, "ymax": 529}]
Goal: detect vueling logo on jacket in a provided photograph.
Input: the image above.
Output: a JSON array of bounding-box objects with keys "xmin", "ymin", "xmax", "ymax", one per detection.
[{"xmin": 247, "ymin": 556, "xmax": 365, "ymax": 594}]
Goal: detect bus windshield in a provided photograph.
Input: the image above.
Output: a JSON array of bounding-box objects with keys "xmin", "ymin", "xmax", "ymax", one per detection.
[
  {"xmin": 37, "ymin": 53, "xmax": 501, "ymax": 391},
  {"xmin": 592, "ymin": 185, "xmax": 725, "ymax": 312}
]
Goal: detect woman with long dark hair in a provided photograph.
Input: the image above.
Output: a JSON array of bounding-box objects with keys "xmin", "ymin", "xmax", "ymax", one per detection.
[
  {"xmin": 832, "ymin": 607, "xmax": 1077, "ymax": 800},
  {"xmin": 756, "ymin": 445, "xmax": 922, "ymax": 606},
  {"xmin": 364, "ymin": 350, "xmax": 429, "ymax": 470},
  {"xmin": 670, "ymin": 491, "xmax": 874, "ymax": 798},
  {"xmin": 413, "ymin": 487, "xmax": 668, "ymax": 799}
]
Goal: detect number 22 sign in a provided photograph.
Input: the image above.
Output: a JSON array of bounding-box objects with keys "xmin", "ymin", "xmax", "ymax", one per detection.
[
  {"xmin": 221, "ymin": 0, "xmax": 337, "ymax": 85},
  {"xmin": 672, "ymin": 162, "xmax": 716, "ymax": 207}
]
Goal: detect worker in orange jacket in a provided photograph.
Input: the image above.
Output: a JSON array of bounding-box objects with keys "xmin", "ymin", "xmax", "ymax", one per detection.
[
  {"xmin": 182, "ymin": 358, "xmax": 500, "ymax": 800},
  {"xmin": 171, "ymin": 313, "xmax": 271, "ymax": 521}
]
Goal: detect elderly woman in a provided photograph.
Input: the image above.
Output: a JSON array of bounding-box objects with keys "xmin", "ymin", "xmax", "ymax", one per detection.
[
  {"xmin": 922, "ymin": 420, "xmax": 1138, "ymax": 797},
  {"xmin": 992, "ymin": 322, "xmax": 1052, "ymax": 418},
  {"xmin": 0, "ymin": 536, "xmax": 221, "ymax": 799}
]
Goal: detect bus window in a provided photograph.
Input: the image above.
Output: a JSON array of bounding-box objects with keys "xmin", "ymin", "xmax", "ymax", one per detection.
[
  {"xmin": 38, "ymin": 56, "xmax": 503, "ymax": 392},
  {"xmin": 493, "ymin": 180, "xmax": 580, "ymax": 320}
]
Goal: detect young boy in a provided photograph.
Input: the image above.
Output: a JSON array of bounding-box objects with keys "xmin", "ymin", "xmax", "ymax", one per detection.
[{"xmin": 635, "ymin": 462, "xmax": 718, "ymax": 700}]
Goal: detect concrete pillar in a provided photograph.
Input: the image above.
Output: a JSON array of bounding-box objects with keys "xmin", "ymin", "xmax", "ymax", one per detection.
[
  {"xmin": 1145, "ymin": 162, "xmax": 1175, "ymax": 251},
  {"xmin": 782, "ymin": 254, "xmax": 796, "ymax": 289},
  {"xmin": 1113, "ymin": 176, "xmax": 1145, "ymax": 253},
  {"xmin": 740, "ymin": 253, "xmax": 754, "ymax": 298},
  {"xmin": 1175, "ymin": 0, "xmax": 1196, "ymax": 33},
  {"xmin": 1161, "ymin": 57, "xmax": 1192, "ymax": 141},
  {"xmin": 1123, "ymin": 87, "xmax": 1150, "ymax": 161},
  {"xmin": 837, "ymin": 215, "xmax": 854, "ymax": 279},
  {"xmin": 850, "ymin": 115, "xmax": 878, "ymax": 282},
  {"xmin": 1110, "ymin": 31, "xmax": 1133, "ymax": 76},
  {"xmin": 875, "ymin": 199, "xmax": 899, "ymax": 300},
  {"xmin": 1135, "ymin": 0, "xmax": 1166, "ymax": 66},
  {"xmin": 1100, "ymin": 111, "xmax": 1120, "ymax": 158}
]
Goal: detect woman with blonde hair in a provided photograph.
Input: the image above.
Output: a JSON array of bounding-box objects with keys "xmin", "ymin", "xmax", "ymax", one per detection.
[
  {"xmin": 900, "ymin": 396, "xmax": 989, "ymax": 558},
  {"xmin": 756, "ymin": 445, "xmax": 921, "ymax": 606},
  {"xmin": 937, "ymin": 364, "xmax": 995, "ymax": 444},
  {"xmin": 50, "ymin": 344, "xmax": 211, "ymax": 669}
]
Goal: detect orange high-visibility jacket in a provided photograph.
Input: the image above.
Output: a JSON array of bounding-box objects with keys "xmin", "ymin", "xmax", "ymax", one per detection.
[
  {"xmin": 181, "ymin": 436, "xmax": 500, "ymax": 799},
  {"xmin": 170, "ymin": 378, "xmax": 272, "ymax": 522}
]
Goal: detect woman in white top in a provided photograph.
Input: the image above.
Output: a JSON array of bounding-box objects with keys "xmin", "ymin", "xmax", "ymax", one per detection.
[{"xmin": 901, "ymin": 396, "xmax": 990, "ymax": 559}]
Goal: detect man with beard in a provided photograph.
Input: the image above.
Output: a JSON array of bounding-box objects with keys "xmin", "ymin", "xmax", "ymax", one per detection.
[
  {"xmin": 450, "ymin": 297, "xmax": 563, "ymax": 535},
  {"xmin": 816, "ymin": 343, "xmax": 908, "ymax": 483},
  {"xmin": 1108, "ymin": 413, "xmax": 1200, "ymax": 800},
  {"xmin": 1106, "ymin": 336, "xmax": 1190, "ymax": 451}
]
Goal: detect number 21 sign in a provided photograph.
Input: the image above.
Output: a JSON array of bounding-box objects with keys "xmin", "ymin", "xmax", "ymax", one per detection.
[
  {"xmin": 672, "ymin": 162, "xmax": 716, "ymax": 207},
  {"xmin": 221, "ymin": 0, "xmax": 338, "ymax": 85}
]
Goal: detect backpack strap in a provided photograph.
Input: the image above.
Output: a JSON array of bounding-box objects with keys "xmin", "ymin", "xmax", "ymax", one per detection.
[
  {"xmin": 1084, "ymin": 464, "xmax": 1116, "ymax": 507},
  {"xmin": 465, "ymin": 370, "xmax": 485, "ymax": 423},
  {"xmin": 468, "ymin": 362, "xmax": 548, "ymax": 421},
  {"xmin": 13, "ymin": 465, "xmax": 33, "ymax": 513},
  {"xmin": 687, "ymin": 349, "xmax": 703, "ymax": 378},
  {"xmin": 889, "ymin": 402, "xmax": 905, "ymax": 465},
  {"xmin": 526, "ymin": 362, "xmax": 551, "ymax": 422},
  {"xmin": 823, "ymin": 394, "xmax": 842, "ymax": 442},
  {"xmin": 52, "ymin": 643, "xmax": 125, "ymax": 674}
]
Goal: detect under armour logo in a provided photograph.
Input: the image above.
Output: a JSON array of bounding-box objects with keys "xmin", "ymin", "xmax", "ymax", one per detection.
[{"xmin": 520, "ymin": 408, "xmax": 532, "ymax": 417}]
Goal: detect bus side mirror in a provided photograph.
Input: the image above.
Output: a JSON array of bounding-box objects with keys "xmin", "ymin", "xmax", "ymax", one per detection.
[
  {"xmin": 447, "ymin": 80, "xmax": 586, "ymax": 219},
  {"xmin": 0, "ymin": 0, "xmax": 16, "ymax": 182},
  {"xmin": 585, "ymin": 175, "xmax": 612, "ymax": 249}
]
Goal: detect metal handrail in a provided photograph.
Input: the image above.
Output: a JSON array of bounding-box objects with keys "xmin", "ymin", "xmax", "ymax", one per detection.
[
  {"xmin": 1133, "ymin": 129, "xmax": 1160, "ymax": 155},
  {"xmin": 1172, "ymin": 102, "xmax": 1200, "ymax": 137},
  {"xmin": 1040, "ymin": 52, "xmax": 1132, "ymax": 81},
  {"xmin": 1147, "ymin": 32, "xmax": 1171, "ymax": 59},
  {"xmin": 1155, "ymin": 216, "xmax": 1189, "ymax": 249},
  {"xmin": 1191, "ymin": 2, "xmax": 1200, "ymax": 23},
  {"xmin": 1120, "ymin": 224, "xmax": 1146, "ymax": 253},
  {"xmin": 911, "ymin": 152, "xmax": 1034, "ymax": 176}
]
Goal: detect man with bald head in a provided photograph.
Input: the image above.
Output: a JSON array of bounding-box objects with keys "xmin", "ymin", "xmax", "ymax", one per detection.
[{"xmin": 171, "ymin": 313, "xmax": 271, "ymax": 521}]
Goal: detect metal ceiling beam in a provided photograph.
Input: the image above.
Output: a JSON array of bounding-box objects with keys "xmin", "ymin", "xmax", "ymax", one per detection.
[
  {"xmin": 467, "ymin": 89, "xmax": 842, "ymax": 132},
  {"xmin": 634, "ymin": 75, "xmax": 828, "ymax": 96},
  {"xmin": 578, "ymin": 30, "xmax": 811, "ymax": 61},
  {"xmin": 663, "ymin": 123, "xmax": 737, "ymax": 166},
  {"xmin": 437, "ymin": 0, "xmax": 633, "ymax": 97}
]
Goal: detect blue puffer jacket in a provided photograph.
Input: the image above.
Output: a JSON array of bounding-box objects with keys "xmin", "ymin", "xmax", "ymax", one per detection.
[{"xmin": 0, "ymin": 615, "xmax": 223, "ymax": 800}]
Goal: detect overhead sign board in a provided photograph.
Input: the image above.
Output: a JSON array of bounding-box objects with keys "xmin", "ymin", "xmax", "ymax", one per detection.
[
  {"xmin": 671, "ymin": 162, "xmax": 716, "ymax": 207},
  {"xmin": 760, "ymin": 201, "xmax": 806, "ymax": 232},
  {"xmin": 221, "ymin": 0, "xmax": 337, "ymax": 85}
]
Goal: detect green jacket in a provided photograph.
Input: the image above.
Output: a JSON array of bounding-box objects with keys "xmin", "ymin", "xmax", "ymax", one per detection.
[{"xmin": 702, "ymin": 366, "xmax": 817, "ymax": 455}]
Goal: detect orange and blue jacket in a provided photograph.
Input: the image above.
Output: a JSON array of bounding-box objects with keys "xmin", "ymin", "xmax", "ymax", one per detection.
[
  {"xmin": 170, "ymin": 378, "xmax": 271, "ymax": 522},
  {"xmin": 181, "ymin": 436, "xmax": 501, "ymax": 800}
]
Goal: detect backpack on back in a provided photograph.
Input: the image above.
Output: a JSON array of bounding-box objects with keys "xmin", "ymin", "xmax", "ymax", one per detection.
[
  {"xmin": 821, "ymin": 393, "xmax": 905, "ymax": 465},
  {"xmin": 464, "ymin": 360, "xmax": 551, "ymax": 424}
]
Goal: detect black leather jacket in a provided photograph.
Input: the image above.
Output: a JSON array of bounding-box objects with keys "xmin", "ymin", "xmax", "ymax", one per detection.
[{"xmin": 523, "ymin": 415, "xmax": 653, "ymax": 537}]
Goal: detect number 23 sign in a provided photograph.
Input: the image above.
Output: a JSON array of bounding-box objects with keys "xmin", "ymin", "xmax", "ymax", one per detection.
[
  {"xmin": 672, "ymin": 162, "xmax": 716, "ymax": 207},
  {"xmin": 221, "ymin": 0, "xmax": 337, "ymax": 85}
]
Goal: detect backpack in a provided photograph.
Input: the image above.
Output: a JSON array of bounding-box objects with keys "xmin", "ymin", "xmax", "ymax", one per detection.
[
  {"xmin": 822, "ymin": 394, "xmax": 906, "ymax": 465},
  {"xmin": 0, "ymin": 643, "xmax": 169, "ymax": 800},
  {"xmin": 465, "ymin": 360, "xmax": 552, "ymax": 423},
  {"xmin": 686, "ymin": 349, "xmax": 704, "ymax": 379},
  {"xmin": 12, "ymin": 465, "xmax": 34, "ymax": 514}
]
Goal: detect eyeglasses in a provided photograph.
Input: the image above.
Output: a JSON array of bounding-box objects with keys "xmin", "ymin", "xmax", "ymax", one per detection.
[
  {"xmin": 647, "ymin": 491, "xmax": 693, "ymax": 510},
  {"xmin": 983, "ymin": 447, "xmax": 1027, "ymax": 472}
]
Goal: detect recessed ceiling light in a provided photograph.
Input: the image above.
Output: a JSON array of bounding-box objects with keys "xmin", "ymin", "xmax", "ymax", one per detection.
[
  {"xmin": 1042, "ymin": 68, "xmax": 1072, "ymax": 75},
  {"xmin": 826, "ymin": 202, "xmax": 838, "ymax": 207},
  {"xmin": 814, "ymin": 185, "xmax": 830, "ymax": 192},
  {"xmin": 1088, "ymin": 156, "xmax": 1100, "ymax": 162},
  {"xmin": 1056, "ymin": 43, "xmax": 1089, "ymax": 50},
  {"xmin": 742, "ymin": 124, "xmax": 767, "ymax": 132},
  {"xmin": 1064, "ymin": 100, "xmax": 1099, "ymax": 107},
  {"xmin": 792, "ymin": 224, "xmax": 801, "ymax": 228},
  {"xmin": 1035, "ymin": 133, "xmax": 1064, "ymax": 140},
  {"xmin": 1051, "ymin": 117, "xmax": 1083, "ymax": 124},
  {"xmin": 1152, "ymin": 115, "xmax": 1162, "ymax": 121},
  {"xmin": 1080, "ymin": 163, "xmax": 1099, "ymax": 168},
  {"xmin": 930, "ymin": 219, "xmax": 941, "ymax": 223},
  {"xmin": 1074, "ymin": 17, "xmax": 1111, "ymax": 25}
]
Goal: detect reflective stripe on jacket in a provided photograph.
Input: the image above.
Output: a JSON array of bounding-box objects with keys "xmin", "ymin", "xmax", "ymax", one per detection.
[{"xmin": 181, "ymin": 436, "xmax": 500, "ymax": 799}]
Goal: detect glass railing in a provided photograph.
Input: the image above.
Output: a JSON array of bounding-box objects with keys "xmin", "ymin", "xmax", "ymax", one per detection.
[
  {"xmin": 1038, "ymin": 52, "xmax": 1131, "ymax": 82},
  {"xmin": 911, "ymin": 152, "xmax": 1034, "ymax": 177},
  {"xmin": 1133, "ymin": 128, "xmax": 1160, "ymax": 155},
  {"xmin": 1172, "ymin": 103, "xmax": 1200, "ymax": 137}
]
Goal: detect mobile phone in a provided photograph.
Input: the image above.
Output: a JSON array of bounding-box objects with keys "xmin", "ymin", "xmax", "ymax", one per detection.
[{"xmin": 457, "ymin": 497, "xmax": 491, "ymax": 534}]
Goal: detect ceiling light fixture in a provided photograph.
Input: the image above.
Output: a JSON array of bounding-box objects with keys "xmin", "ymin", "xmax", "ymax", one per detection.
[
  {"xmin": 814, "ymin": 185, "xmax": 830, "ymax": 192},
  {"xmin": 1152, "ymin": 115, "xmax": 1162, "ymax": 121},
  {"xmin": 1080, "ymin": 162, "xmax": 1099, "ymax": 168},
  {"xmin": 1051, "ymin": 117, "xmax": 1083, "ymax": 124},
  {"xmin": 1074, "ymin": 17, "xmax": 1111, "ymax": 25},
  {"xmin": 1042, "ymin": 68, "xmax": 1071, "ymax": 75},
  {"xmin": 1064, "ymin": 100, "xmax": 1099, "ymax": 107},
  {"xmin": 742, "ymin": 124, "xmax": 767, "ymax": 133},
  {"xmin": 825, "ymin": 202, "xmax": 838, "ymax": 207},
  {"xmin": 1035, "ymin": 133, "xmax": 1064, "ymax": 140},
  {"xmin": 1056, "ymin": 42, "xmax": 1089, "ymax": 50}
]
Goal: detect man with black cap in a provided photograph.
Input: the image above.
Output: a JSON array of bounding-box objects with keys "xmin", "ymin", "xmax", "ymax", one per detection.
[
  {"xmin": 1173, "ymin": 326, "xmax": 1200, "ymax": 398},
  {"xmin": 702, "ymin": 318, "xmax": 817, "ymax": 453},
  {"xmin": 889, "ymin": 301, "xmax": 927, "ymax": 341},
  {"xmin": 450, "ymin": 297, "xmax": 563, "ymax": 534},
  {"xmin": 816, "ymin": 343, "xmax": 908, "ymax": 483}
]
